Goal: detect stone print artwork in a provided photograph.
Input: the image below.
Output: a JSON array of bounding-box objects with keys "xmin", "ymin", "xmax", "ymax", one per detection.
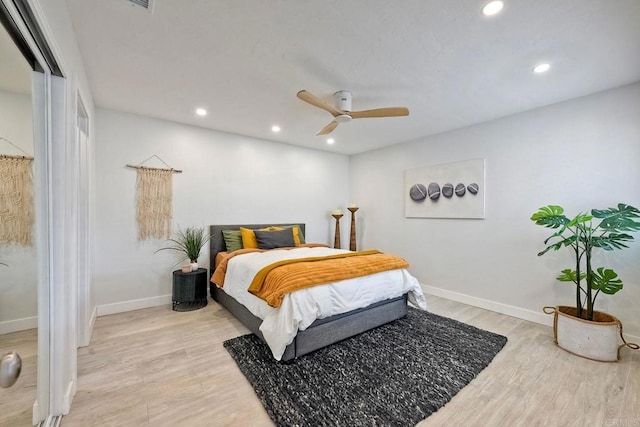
[{"xmin": 405, "ymin": 159, "xmax": 485, "ymax": 219}]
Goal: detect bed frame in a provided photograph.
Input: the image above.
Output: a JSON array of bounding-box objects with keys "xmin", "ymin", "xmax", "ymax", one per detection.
[{"xmin": 209, "ymin": 223, "xmax": 408, "ymax": 361}]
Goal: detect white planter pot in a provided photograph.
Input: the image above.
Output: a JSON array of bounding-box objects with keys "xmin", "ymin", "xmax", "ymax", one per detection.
[
  {"xmin": 190, "ymin": 262, "xmax": 198, "ymax": 272},
  {"xmin": 544, "ymin": 306, "xmax": 621, "ymax": 362}
]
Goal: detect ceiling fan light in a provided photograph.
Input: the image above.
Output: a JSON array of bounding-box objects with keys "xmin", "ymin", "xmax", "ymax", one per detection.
[{"xmin": 335, "ymin": 114, "xmax": 352, "ymax": 124}]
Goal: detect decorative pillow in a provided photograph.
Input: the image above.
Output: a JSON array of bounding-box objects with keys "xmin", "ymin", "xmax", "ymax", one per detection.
[
  {"xmin": 240, "ymin": 226, "xmax": 281, "ymax": 249},
  {"xmin": 222, "ymin": 229, "xmax": 243, "ymax": 252},
  {"xmin": 254, "ymin": 228, "xmax": 296, "ymax": 250}
]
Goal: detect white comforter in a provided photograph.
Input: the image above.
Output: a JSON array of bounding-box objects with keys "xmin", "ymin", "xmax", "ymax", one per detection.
[{"xmin": 219, "ymin": 246, "xmax": 427, "ymax": 360}]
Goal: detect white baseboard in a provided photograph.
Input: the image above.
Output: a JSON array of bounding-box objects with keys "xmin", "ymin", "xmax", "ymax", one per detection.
[
  {"xmin": 422, "ymin": 285, "xmax": 640, "ymax": 344},
  {"xmin": 33, "ymin": 399, "xmax": 43, "ymax": 426},
  {"xmin": 423, "ymin": 284, "xmax": 554, "ymax": 327},
  {"xmin": 96, "ymin": 294, "xmax": 172, "ymax": 317},
  {"xmin": 88, "ymin": 306, "xmax": 97, "ymax": 338},
  {"xmin": 61, "ymin": 378, "xmax": 75, "ymax": 415},
  {"xmin": 3, "ymin": 296, "xmax": 168, "ymax": 336},
  {"xmin": 78, "ymin": 306, "xmax": 97, "ymax": 348},
  {"xmin": 0, "ymin": 315, "xmax": 38, "ymax": 334}
]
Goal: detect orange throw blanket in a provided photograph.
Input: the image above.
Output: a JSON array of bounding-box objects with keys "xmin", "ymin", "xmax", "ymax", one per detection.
[
  {"xmin": 211, "ymin": 244, "xmax": 330, "ymax": 288},
  {"xmin": 248, "ymin": 250, "xmax": 409, "ymax": 307}
]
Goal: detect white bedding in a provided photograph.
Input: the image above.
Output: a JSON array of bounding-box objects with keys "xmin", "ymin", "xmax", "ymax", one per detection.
[{"xmin": 219, "ymin": 247, "xmax": 427, "ymax": 360}]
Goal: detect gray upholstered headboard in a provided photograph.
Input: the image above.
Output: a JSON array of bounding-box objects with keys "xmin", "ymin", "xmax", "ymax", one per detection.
[{"xmin": 209, "ymin": 223, "xmax": 306, "ymax": 275}]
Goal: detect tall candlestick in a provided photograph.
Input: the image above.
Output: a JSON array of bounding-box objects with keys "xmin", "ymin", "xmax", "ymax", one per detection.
[
  {"xmin": 331, "ymin": 213, "xmax": 343, "ymax": 249},
  {"xmin": 348, "ymin": 207, "xmax": 359, "ymax": 251}
]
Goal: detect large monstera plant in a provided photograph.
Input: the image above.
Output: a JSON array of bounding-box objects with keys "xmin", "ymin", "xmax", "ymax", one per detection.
[{"xmin": 531, "ymin": 203, "xmax": 640, "ymax": 321}]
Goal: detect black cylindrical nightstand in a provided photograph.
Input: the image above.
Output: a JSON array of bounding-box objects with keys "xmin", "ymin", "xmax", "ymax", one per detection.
[{"xmin": 172, "ymin": 268, "xmax": 208, "ymax": 311}]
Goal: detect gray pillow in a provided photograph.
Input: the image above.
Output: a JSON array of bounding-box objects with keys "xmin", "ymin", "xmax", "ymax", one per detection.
[{"xmin": 254, "ymin": 228, "xmax": 296, "ymax": 250}]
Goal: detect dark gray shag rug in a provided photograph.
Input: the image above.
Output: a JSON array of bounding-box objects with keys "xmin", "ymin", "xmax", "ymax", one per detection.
[{"xmin": 223, "ymin": 308, "xmax": 507, "ymax": 427}]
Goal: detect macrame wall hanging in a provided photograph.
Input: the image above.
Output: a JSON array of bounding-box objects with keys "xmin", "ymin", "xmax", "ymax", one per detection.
[
  {"xmin": 0, "ymin": 137, "xmax": 34, "ymax": 246},
  {"xmin": 126, "ymin": 155, "xmax": 182, "ymax": 240}
]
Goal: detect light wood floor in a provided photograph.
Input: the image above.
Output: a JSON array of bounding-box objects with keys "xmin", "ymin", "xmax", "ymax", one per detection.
[{"xmin": 3, "ymin": 295, "xmax": 639, "ymax": 427}]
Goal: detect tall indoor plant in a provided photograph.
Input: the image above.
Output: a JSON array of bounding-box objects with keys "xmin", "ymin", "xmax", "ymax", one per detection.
[
  {"xmin": 156, "ymin": 226, "xmax": 210, "ymax": 271},
  {"xmin": 530, "ymin": 203, "xmax": 640, "ymax": 360},
  {"xmin": 531, "ymin": 203, "xmax": 640, "ymax": 319}
]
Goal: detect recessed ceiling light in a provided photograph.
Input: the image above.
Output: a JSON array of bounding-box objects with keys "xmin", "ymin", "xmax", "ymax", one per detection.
[
  {"xmin": 533, "ymin": 63, "xmax": 551, "ymax": 73},
  {"xmin": 195, "ymin": 108, "xmax": 207, "ymax": 116},
  {"xmin": 326, "ymin": 138, "xmax": 335, "ymax": 145},
  {"xmin": 271, "ymin": 125, "xmax": 281, "ymax": 133},
  {"xmin": 482, "ymin": 1, "xmax": 504, "ymax": 16}
]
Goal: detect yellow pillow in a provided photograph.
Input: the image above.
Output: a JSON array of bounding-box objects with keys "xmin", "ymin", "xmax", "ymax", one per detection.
[
  {"xmin": 240, "ymin": 225, "xmax": 303, "ymax": 248},
  {"xmin": 289, "ymin": 225, "xmax": 303, "ymax": 246}
]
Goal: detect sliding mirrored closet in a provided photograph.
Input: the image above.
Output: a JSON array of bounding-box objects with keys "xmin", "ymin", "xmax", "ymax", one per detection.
[
  {"xmin": 0, "ymin": 10, "xmax": 39, "ymax": 424},
  {"xmin": 0, "ymin": 0, "xmax": 78, "ymax": 424}
]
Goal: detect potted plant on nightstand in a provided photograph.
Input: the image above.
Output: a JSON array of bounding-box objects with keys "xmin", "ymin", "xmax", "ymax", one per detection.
[
  {"xmin": 531, "ymin": 203, "xmax": 640, "ymax": 361},
  {"xmin": 156, "ymin": 226, "xmax": 210, "ymax": 271}
]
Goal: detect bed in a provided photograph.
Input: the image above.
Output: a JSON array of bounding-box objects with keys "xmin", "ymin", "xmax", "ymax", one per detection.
[{"xmin": 209, "ymin": 223, "xmax": 426, "ymax": 361}]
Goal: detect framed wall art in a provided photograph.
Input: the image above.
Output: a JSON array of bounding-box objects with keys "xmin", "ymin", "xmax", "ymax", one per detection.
[{"xmin": 405, "ymin": 158, "xmax": 485, "ymax": 219}]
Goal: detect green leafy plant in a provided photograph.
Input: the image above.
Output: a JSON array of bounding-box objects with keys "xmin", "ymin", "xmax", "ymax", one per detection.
[
  {"xmin": 156, "ymin": 226, "xmax": 210, "ymax": 264},
  {"xmin": 531, "ymin": 203, "xmax": 640, "ymax": 321}
]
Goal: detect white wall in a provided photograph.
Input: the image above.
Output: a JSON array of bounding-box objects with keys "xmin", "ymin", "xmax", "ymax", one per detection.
[
  {"xmin": 94, "ymin": 108, "xmax": 349, "ymax": 311},
  {"xmin": 349, "ymin": 83, "xmax": 640, "ymax": 337},
  {"xmin": 0, "ymin": 90, "xmax": 36, "ymax": 332}
]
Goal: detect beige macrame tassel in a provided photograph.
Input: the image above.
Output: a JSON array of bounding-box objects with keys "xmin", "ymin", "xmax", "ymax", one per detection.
[
  {"xmin": 136, "ymin": 168, "xmax": 173, "ymax": 240},
  {"xmin": 0, "ymin": 156, "xmax": 34, "ymax": 246}
]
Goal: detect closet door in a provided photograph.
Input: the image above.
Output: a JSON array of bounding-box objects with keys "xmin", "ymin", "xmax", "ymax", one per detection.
[{"xmin": 0, "ymin": 0, "xmax": 73, "ymax": 424}]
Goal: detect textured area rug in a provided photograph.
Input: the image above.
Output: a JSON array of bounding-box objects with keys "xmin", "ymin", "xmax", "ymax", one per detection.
[{"xmin": 224, "ymin": 308, "xmax": 507, "ymax": 427}]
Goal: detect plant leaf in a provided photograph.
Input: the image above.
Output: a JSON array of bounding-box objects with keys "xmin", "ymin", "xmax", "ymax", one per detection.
[
  {"xmin": 593, "ymin": 204, "xmax": 640, "ymax": 232},
  {"xmin": 531, "ymin": 205, "xmax": 569, "ymax": 229},
  {"xmin": 567, "ymin": 213, "xmax": 593, "ymax": 227},
  {"xmin": 154, "ymin": 226, "xmax": 211, "ymax": 263},
  {"xmin": 591, "ymin": 267, "xmax": 623, "ymax": 295},
  {"xmin": 538, "ymin": 234, "xmax": 577, "ymax": 256},
  {"xmin": 591, "ymin": 233, "xmax": 634, "ymax": 251},
  {"xmin": 556, "ymin": 269, "xmax": 585, "ymax": 284}
]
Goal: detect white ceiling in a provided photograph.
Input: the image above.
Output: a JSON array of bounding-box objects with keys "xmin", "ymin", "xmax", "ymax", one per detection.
[{"xmin": 65, "ymin": 0, "xmax": 640, "ymax": 155}]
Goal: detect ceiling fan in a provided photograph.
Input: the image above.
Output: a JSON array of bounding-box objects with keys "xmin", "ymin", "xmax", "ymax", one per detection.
[{"xmin": 296, "ymin": 90, "xmax": 410, "ymax": 135}]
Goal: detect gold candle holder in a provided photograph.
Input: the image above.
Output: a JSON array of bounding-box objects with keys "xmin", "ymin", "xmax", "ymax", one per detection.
[
  {"xmin": 348, "ymin": 207, "xmax": 359, "ymax": 251},
  {"xmin": 331, "ymin": 213, "xmax": 343, "ymax": 249}
]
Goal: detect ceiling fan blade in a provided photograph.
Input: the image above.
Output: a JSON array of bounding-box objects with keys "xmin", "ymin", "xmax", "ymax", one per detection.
[
  {"xmin": 349, "ymin": 107, "xmax": 410, "ymax": 119},
  {"xmin": 316, "ymin": 120, "xmax": 339, "ymax": 135},
  {"xmin": 297, "ymin": 90, "xmax": 343, "ymax": 117}
]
